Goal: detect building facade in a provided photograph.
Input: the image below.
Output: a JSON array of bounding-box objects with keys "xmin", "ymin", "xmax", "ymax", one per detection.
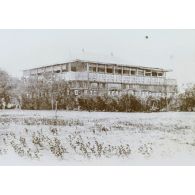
[{"xmin": 23, "ymin": 59, "xmax": 177, "ymax": 99}]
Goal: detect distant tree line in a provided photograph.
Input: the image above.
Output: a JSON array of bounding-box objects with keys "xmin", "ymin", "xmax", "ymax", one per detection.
[{"xmin": 0, "ymin": 68, "xmax": 195, "ymax": 112}]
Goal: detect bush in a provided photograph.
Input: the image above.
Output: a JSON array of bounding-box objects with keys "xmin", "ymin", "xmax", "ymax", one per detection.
[
  {"xmin": 78, "ymin": 95, "xmax": 146, "ymax": 112},
  {"xmin": 179, "ymin": 85, "xmax": 195, "ymax": 111}
]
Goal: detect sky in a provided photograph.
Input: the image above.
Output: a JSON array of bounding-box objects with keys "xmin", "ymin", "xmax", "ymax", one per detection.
[{"xmin": 0, "ymin": 29, "xmax": 195, "ymax": 86}]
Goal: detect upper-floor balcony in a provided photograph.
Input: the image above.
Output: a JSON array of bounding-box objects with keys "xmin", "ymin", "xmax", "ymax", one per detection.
[
  {"xmin": 23, "ymin": 60, "xmax": 177, "ymax": 86},
  {"xmin": 54, "ymin": 71, "xmax": 177, "ymax": 86}
]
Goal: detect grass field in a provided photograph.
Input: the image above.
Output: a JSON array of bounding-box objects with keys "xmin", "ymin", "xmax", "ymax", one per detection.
[{"xmin": 0, "ymin": 110, "xmax": 195, "ymax": 165}]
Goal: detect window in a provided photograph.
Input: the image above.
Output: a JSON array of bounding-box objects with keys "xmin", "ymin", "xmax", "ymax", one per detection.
[
  {"xmin": 122, "ymin": 84, "xmax": 129, "ymax": 89},
  {"xmin": 62, "ymin": 69, "xmax": 67, "ymax": 72},
  {"xmin": 138, "ymin": 70, "xmax": 144, "ymax": 76},
  {"xmin": 83, "ymin": 82, "xmax": 88, "ymax": 88},
  {"xmin": 106, "ymin": 66, "xmax": 113, "ymax": 74},
  {"xmin": 152, "ymin": 72, "xmax": 158, "ymax": 77},
  {"xmin": 71, "ymin": 65, "xmax": 77, "ymax": 72},
  {"xmin": 84, "ymin": 90, "xmax": 88, "ymax": 95},
  {"xmin": 91, "ymin": 82, "xmax": 98, "ymax": 88},
  {"xmin": 76, "ymin": 62, "xmax": 86, "ymax": 72},
  {"xmin": 131, "ymin": 70, "xmax": 136, "ymax": 75},
  {"xmin": 99, "ymin": 83, "xmax": 105, "ymax": 89},
  {"xmin": 62, "ymin": 64, "xmax": 67, "ymax": 72},
  {"xmin": 123, "ymin": 68, "xmax": 130, "ymax": 75},
  {"xmin": 89, "ymin": 65, "xmax": 96, "ymax": 72},
  {"xmin": 158, "ymin": 72, "xmax": 163, "ymax": 77},
  {"xmin": 145, "ymin": 71, "xmax": 151, "ymax": 76},
  {"xmin": 54, "ymin": 70, "xmax": 61, "ymax": 73},
  {"xmin": 115, "ymin": 67, "xmax": 122, "ymax": 74},
  {"xmin": 98, "ymin": 65, "xmax": 105, "ymax": 73}
]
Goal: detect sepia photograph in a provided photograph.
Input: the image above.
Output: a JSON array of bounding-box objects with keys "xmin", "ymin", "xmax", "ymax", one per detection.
[
  {"xmin": 0, "ymin": 29, "xmax": 195, "ymax": 165},
  {"xmin": 1, "ymin": 1, "xmax": 195, "ymax": 195}
]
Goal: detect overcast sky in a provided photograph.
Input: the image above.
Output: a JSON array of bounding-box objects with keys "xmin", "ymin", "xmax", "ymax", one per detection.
[{"xmin": 0, "ymin": 29, "xmax": 195, "ymax": 86}]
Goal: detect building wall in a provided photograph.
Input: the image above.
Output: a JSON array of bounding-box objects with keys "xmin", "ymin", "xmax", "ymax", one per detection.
[{"xmin": 23, "ymin": 61, "xmax": 177, "ymax": 99}]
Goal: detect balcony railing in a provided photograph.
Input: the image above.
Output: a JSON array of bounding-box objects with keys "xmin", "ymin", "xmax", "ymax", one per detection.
[
  {"xmin": 88, "ymin": 73, "xmax": 177, "ymax": 86},
  {"xmin": 165, "ymin": 79, "xmax": 177, "ymax": 85},
  {"xmin": 33, "ymin": 71, "xmax": 177, "ymax": 86}
]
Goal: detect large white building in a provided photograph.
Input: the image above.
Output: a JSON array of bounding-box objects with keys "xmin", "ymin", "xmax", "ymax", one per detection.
[{"xmin": 23, "ymin": 55, "xmax": 177, "ymax": 98}]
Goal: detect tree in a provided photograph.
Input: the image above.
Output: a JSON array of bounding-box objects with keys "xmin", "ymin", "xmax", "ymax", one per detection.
[
  {"xmin": 0, "ymin": 69, "xmax": 12, "ymax": 108},
  {"xmin": 21, "ymin": 72, "xmax": 73, "ymax": 110},
  {"xmin": 179, "ymin": 84, "xmax": 195, "ymax": 111},
  {"xmin": 117, "ymin": 94, "xmax": 142, "ymax": 112}
]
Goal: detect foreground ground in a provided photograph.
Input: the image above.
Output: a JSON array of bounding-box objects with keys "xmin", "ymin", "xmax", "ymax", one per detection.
[{"xmin": 0, "ymin": 110, "xmax": 195, "ymax": 165}]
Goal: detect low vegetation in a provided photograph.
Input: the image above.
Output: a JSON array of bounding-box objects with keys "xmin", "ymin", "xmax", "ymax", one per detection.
[{"xmin": 0, "ymin": 111, "xmax": 195, "ymax": 163}]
